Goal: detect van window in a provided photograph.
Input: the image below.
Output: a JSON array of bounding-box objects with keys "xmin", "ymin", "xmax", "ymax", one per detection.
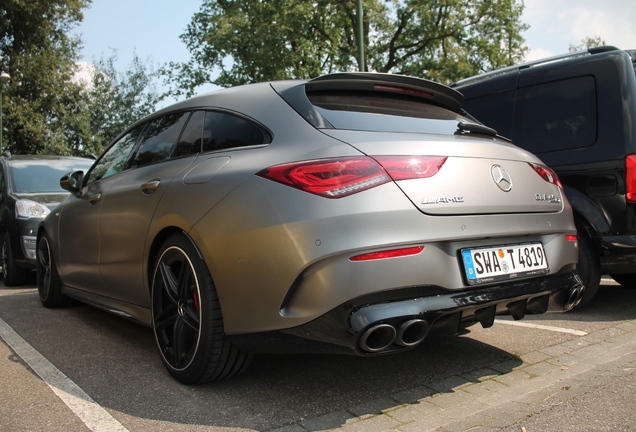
[
  {"xmin": 462, "ymin": 91, "xmax": 514, "ymax": 139},
  {"xmin": 512, "ymin": 76, "xmax": 597, "ymax": 153}
]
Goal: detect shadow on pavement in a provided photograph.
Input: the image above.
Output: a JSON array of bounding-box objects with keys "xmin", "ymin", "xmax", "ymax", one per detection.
[{"xmin": 0, "ymin": 290, "xmax": 521, "ymax": 431}]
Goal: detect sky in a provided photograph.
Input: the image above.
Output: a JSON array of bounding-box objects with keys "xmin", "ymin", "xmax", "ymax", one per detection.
[{"xmin": 73, "ymin": 0, "xmax": 636, "ymax": 106}]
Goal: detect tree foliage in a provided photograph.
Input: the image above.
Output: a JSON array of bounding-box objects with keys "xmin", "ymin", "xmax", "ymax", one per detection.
[
  {"xmin": 79, "ymin": 52, "xmax": 160, "ymax": 155},
  {"xmin": 163, "ymin": 0, "xmax": 529, "ymax": 96},
  {"xmin": 568, "ymin": 35, "xmax": 607, "ymax": 53},
  {"xmin": 1, "ymin": 0, "xmax": 160, "ymax": 156}
]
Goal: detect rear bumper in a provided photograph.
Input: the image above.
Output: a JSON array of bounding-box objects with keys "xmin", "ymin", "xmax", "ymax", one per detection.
[{"xmin": 228, "ymin": 266, "xmax": 583, "ymax": 355}]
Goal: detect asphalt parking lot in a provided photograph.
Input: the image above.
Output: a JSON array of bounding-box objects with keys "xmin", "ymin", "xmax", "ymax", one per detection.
[{"xmin": 1, "ymin": 277, "xmax": 635, "ymax": 432}]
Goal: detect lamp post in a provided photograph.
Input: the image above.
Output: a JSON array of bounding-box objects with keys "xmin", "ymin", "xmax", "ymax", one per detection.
[
  {"xmin": 0, "ymin": 68, "xmax": 10, "ymax": 154},
  {"xmin": 356, "ymin": 0, "xmax": 365, "ymax": 72}
]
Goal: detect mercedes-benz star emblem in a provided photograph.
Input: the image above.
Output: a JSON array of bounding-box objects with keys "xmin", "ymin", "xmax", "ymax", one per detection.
[{"xmin": 491, "ymin": 165, "xmax": 513, "ymax": 192}]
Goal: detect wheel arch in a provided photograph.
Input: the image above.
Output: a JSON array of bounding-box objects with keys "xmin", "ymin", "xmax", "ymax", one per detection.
[
  {"xmin": 563, "ymin": 185, "xmax": 611, "ymax": 237},
  {"xmin": 147, "ymin": 227, "xmax": 187, "ymax": 294}
]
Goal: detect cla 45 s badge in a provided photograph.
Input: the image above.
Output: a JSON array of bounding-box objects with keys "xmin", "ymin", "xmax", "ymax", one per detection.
[{"xmin": 535, "ymin": 193, "xmax": 561, "ymax": 203}]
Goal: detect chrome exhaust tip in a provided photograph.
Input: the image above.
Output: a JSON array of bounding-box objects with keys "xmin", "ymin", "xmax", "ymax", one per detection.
[
  {"xmin": 564, "ymin": 282, "xmax": 585, "ymax": 311},
  {"xmin": 394, "ymin": 319, "xmax": 429, "ymax": 347},
  {"xmin": 359, "ymin": 324, "xmax": 397, "ymax": 353}
]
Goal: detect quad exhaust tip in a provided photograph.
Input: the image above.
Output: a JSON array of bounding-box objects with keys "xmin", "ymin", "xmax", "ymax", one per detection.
[
  {"xmin": 564, "ymin": 283, "xmax": 585, "ymax": 311},
  {"xmin": 359, "ymin": 319, "xmax": 430, "ymax": 353}
]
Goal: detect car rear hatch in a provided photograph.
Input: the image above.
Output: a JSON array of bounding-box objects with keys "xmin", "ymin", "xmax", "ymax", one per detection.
[{"xmin": 274, "ymin": 73, "xmax": 564, "ymax": 215}]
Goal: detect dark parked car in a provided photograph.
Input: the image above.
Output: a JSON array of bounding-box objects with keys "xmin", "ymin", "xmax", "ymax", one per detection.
[
  {"xmin": 454, "ymin": 47, "xmax": 636, "ymax": 306},
  {"xmin": 37, "ymin": 73, "xmax": 582, "ymax": 384},
  {"xmin": 0, "ymin": 154, "xmax": 94, "ymax": 286}
]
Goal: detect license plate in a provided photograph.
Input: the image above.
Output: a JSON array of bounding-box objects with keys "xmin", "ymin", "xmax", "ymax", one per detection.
[{"xmin": 461, "ymin": 243, "xmax": 549, "ymax": 285}]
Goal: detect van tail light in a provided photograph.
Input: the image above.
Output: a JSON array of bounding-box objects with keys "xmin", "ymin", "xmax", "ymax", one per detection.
[
  {"xmin": 528, "ymin": 163, "xmax": 562, "ymax": 188},
  {"xmin": 259, "ymin": 156, "xmax": 447, "ymax": 198},
  {"xmin": 626, "ymin": 155, "xmax": 636, "ymax": 202}
]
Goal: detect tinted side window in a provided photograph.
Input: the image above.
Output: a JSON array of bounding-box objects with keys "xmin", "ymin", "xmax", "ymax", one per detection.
[
  {"xmin": 173, "ymin": 111, "xmax": 205, "ymax": 157},
  {"xmin": 512, "ymin": 76, "xmax": 597, "ymax": 153},
  {"xmin": 87, "ymin": 125, "xmax": 145, "ymax": 184},
  {"xmin": 202, "ymin": 111, "xmax": 270, "ymax": 153},
  {"xmin": 462, "ymin": 91, "xmax": 514, "ymax": 139},
  {"xmin": 130, "ymin": 112, "xmax": 189, "ymax": 168}
]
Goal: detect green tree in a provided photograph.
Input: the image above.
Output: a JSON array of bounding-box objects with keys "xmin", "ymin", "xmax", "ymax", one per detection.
[
  {"xmin": 568, "ymin": 35, "xmax": 607, "ymax": 53},
  {"xmin": 79, "ymin": 52, "xmax": 161, "ymax": 156},
  {"xmin": 0, "ymin": 0, "xmax": 91, "ymax": 155},
  {"xmin": 1, "ymin": 1, "xmax": 161, "ymax": 157},
  {"xmin": 163, "ymin": 0, "xmax": 528, "ymax": 96}
]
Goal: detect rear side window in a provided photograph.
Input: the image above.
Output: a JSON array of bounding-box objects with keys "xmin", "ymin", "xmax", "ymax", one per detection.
[
  {"xmin": 512, "ymin": 76, "xmax": 597, "ymax": 153},
  {"xmin": 130, "ymin": 112, "xmax": 189, "ymax": 168},
  {"xmin": 202, "ymin": 111, "xmax": 270, "ymax": 153},
  {"xmin": 308, "ymin": 92, "xmax": 465, "ymax": 135}
]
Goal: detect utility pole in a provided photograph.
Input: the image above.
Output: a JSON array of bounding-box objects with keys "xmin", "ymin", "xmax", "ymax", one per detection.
[
  {"xmin": 356, "ymin": 0, "xmax": 365, "ymax": 72},
  {"xmin": 0, "ymin": 60, "xmax": 11, "ymax": 154}
]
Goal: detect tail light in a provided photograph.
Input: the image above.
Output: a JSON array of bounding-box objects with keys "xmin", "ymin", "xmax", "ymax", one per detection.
[
  {"xmin": 528, "ymin": 163, "xmax": 562, "ymax": 188},
  {"xmin": 374, "ymin": 156, "xmax": 447, "ymax": 181},
  {"xmin": 626, "ymin": 155, "xmax": 636, "ymax": 202},
  {"xmin": 259, "ymin": 156, "xmax": 447, "ymax": 198}
]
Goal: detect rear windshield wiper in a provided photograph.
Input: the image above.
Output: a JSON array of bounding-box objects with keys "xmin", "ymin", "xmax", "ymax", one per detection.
[{"xmin": 457, "ymin": 121, "xmax": 498, "ymax": 137}]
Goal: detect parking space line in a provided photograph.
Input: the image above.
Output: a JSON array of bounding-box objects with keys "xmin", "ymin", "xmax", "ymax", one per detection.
[
  {"xmin": 495, "ymin": 319, "xmax": 588, "ymax": 335},
  {"xmin": 0, "ymin": 317, "xmax": 129, "ymax": 432}
]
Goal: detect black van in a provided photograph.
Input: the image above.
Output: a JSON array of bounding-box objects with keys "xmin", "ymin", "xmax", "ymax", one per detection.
[{"xmin": 454, "ymin": 47, "xmax": 636, "ymax": 307}]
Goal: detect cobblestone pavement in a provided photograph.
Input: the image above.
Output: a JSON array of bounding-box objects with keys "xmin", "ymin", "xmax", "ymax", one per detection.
[{"xmin": 274, "ymin": 321, "xmax": 636, "ymax": 432}]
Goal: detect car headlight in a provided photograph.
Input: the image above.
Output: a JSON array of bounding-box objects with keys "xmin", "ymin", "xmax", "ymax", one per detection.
[{"xmin": 15, "ymin": 200, "xmax": 51, "ymax": 219}]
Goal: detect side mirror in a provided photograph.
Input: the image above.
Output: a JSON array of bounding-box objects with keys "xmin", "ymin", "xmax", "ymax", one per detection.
[{"xmin": 60, "ymin": 171, "xmax": 85, "ymax": 197}]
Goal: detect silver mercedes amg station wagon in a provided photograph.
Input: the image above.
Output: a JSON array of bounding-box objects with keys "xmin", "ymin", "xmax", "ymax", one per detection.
[{"xmin": 37, "ymin": 73, "xmax": 584, "ymax": 384}]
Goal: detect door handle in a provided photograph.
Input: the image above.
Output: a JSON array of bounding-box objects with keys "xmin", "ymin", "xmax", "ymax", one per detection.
[
  {"xmin": 88, "ymin": 193, "xmax": 102, "ymax": 204},
  {"xmin": 141, "ymin": 179, "xmax": 161, "ymax": 195}
]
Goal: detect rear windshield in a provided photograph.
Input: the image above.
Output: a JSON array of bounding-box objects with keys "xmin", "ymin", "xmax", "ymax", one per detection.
[
  {"xmin": 308, "ymin": 92, "xmax": 466, "ymax": 135},
  {"xmin": 9, "ymin": 159, "xmax": 94, "ymax": 194}
]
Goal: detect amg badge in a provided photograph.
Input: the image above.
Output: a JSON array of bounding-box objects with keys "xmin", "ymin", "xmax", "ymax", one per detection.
[{"xmin": 422, "ymin": 197, "xmax": 464, "ymax": 205}]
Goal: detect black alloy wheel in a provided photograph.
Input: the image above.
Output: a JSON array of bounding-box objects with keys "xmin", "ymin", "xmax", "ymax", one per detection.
[
  {"xmin": 36, "ymin": 234, "xmax": 70, "ymax": 308},
  {"xmin": 151, "ymin": 233, "xmax": 252, "ymax": 384},
  {"xmin": 2, "ymin": 233, "xmax": 28, "ymax": 286}
]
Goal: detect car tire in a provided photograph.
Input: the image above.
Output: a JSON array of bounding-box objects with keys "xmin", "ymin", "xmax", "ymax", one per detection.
[
  {"xmin": 609, "ymin": 273, "xmax": 636, "ymax": 288},
  {"xmin": 151, "ymin": 233, "xmax": 253, "ymax": 384},
  {"xmin": 573, "ymin": 232, "xmax": 601, "ymax": 308},
  {"xmin": 36, "ymin": 234, "xmax": 72, "ymax": 308},
  {"xmin": 1, "ymin": 233, "xmax": 29, "ymax": 287}
]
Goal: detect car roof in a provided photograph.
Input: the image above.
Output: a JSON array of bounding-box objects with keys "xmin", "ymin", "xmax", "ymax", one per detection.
[{"xmin": 453, "ymin": 46, "xmax": 634, "ymax": 88}]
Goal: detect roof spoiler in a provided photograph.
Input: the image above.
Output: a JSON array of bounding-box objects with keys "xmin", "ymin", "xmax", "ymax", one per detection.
[{"xmin": 306, "ymin": 72, "xmax": 464, "ymax": 113}]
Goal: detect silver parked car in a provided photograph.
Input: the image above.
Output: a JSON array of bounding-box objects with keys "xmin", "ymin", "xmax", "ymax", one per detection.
[{"xmin": 37, "ymin": 73, "xmax": 584, "ymax": 384}]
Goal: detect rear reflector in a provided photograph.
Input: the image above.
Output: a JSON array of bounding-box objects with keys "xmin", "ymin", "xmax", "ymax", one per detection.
[
  {"xmin": 528, "ymin": 163, "xmax": 562, "ymax": 188},
  {"xmin": 350, "ymin": 246, "xmax": 424, "ymax": 261},
  {"xmin": 258, "ymin": 157, "xmax": 390, "ymax": 198},
  {"xmin": 626, "ymin": 155, "xmax": 636, "ymax": 202},
  {"xmin": 565, "ymin": 235, "xmax": 577, "ymax": 242}
]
